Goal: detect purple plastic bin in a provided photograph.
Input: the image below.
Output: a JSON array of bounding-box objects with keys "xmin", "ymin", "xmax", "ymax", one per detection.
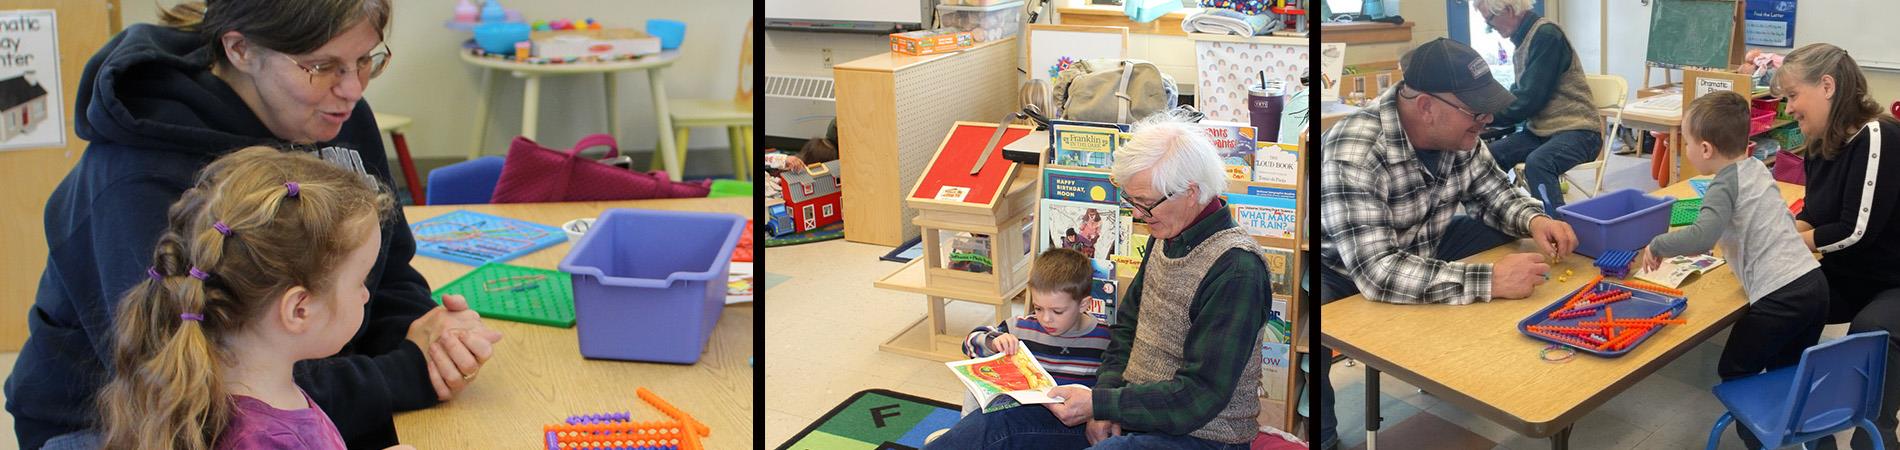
[
  {"xmin": 559, "ymin": 208, "xmax": 745, "ymax": 363},
  {"xmin": 1555, "ymin": 188, "xmax": 1675, "ymax": 259}
]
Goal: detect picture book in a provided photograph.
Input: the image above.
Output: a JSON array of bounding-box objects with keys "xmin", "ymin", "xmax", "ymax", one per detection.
[
  {"xmin": 1040, "ymin": 199, "xmax": 1132, "ymax": 261},
  {"xmin": 1634, "ymin": 254, "xmax": 1727, "ymax": 289},
  {"xmin": 1261, "ymin": 340, "xmax": 1290, "ymax": 401},
  {"xmin": 1196, "ymin": 121, "xmax": 1257, "ymax": 181},
  {"xmin": 1254, "ymin": 142, "xmax": 1299, "ymax": 184},
  {"xmin": 1088, "ymin": 259, "xmax": 1117, "ymax": 325},
  {"xmin": 1042, "ymin": 167, "xmax": 1119, "ymax": 205},
  {"xmin": 1050, "ymin": 120, "xmax": 1128, "ymax": 169},
  {"xmin": 1263, "ymin": 247, "xmax": 1293, "ymax": 301},
  {"xmin": 940, "ymin": 231, "xmax": 995, "ymax": 274},
  {"xmin": 1227, "ymin": 192, "xmax": 1297, "ymax": 240},
  {"xmin": 945, "ymin": 345, "xmax": 1064, "ymax": 413},
  {"xmin": 1266, "ymin": 299, "xmax": 1292, "ymax": 343}
]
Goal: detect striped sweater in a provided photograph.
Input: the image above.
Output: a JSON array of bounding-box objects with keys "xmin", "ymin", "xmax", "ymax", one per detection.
[{"xmin": 962, "ymin": 316, "xmax": 1113, "ymax": 387}]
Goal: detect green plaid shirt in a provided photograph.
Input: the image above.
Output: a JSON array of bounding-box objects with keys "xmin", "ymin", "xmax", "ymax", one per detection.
[{"xmin": 1092, "ymin": 204, "xmax": 1272, "ymax": 434}]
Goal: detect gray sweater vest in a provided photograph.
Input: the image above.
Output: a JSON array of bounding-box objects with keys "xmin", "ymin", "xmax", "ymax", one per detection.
[{"xmin": 1123, "ymin": 227, "xmax": 1269, "ymax": 444}]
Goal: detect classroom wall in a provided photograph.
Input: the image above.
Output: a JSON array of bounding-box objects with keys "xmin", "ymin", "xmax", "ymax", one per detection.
[
  {"xmin": 118, "ymin": 0, "xmax": 753, "ymax": 162},
  {"xmin": 1341, "ymin": 0, "xmax": 1447, "ymax": 66},
  {"xmin": 765, "ymin": 26, "xmax": 1200, "ymax": 95}
]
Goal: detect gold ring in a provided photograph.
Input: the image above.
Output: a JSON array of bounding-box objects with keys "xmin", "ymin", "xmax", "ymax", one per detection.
[{"xmin": 462, "ymin": 372, "xmax": 476, "ymax": 381}]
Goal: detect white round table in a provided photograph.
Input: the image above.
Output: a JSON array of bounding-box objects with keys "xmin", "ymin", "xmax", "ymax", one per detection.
[{"xmin": 458, "ymin": 50, "xmax": 687, "ymax": 181}]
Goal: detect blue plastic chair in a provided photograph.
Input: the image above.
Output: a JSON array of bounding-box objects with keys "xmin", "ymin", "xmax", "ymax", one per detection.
[
  {"xmin": 425, "ymin": 156, "xmax": 506, "ymax": 205},
  {"xmin": 1706, "ymin": 331, "xmax": 1890, "ymax": 450}
]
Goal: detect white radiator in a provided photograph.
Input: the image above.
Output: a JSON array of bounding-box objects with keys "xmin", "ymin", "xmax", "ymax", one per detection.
[{"xmin": 764, "ymin": 74, "xmax": 836, "ymax": 140}]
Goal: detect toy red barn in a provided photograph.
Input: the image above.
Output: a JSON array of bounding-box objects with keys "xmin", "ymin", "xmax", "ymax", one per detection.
[{"xmin": 778, "ymin": 161, "xmax": 842, "ymax": 233}]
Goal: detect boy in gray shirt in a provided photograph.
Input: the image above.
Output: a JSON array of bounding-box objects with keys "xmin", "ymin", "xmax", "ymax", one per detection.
[{"xmin": 1639, "ymin": 90, "xmax": 1828, "ymax": 449}]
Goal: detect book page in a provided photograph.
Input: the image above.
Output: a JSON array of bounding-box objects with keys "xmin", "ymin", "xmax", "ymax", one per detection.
[
  {"xmin": 1634, "ymin": 254, "xmax": 1726, "ymax": 288},
  {"xmin": 945, "ymin": 345, "xmax": 1062, "ymax": 412}
]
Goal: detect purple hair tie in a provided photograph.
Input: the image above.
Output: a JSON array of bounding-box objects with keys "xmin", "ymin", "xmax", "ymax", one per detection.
[
  {"xmin": 179, "ymin": 313, "xmax": 204, "ymax": 322},
  {"xmin": 284, "ymin": 182, "xmax": 300, "ymax": 198},
  {"xmin": 188, "ymin": 267, "xmax": 209, "ymax": 281},
  {"xmin": 212, "ymin": 221, "xmax": 233, "ymax": 237},
  {"xmin": 147, "ymin": 267, "xmax": 162, "ymax": 280}
]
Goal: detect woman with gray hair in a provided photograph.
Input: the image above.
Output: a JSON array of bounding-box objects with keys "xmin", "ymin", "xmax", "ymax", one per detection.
[
  {"xmin": 1472, "ymin": 0, "xmax": 1602, "ymax": 215},
  {"xmin": 6, "ymin": 1, "xmax": 498, "ymax": 448}
]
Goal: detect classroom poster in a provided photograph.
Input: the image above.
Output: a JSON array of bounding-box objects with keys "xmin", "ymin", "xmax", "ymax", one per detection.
[
  {"xmin": 1744, "ymin": 0, "xmax": 1796, "ymax": 48},
  {"xmin": 1040, "ymin": 199, "xmax": 1131, "ymax": 261},
  {"xmin": 1227, "ymin": 192, "xmax": 1296, "ymax": 240},
  {"xmin": 0, "ymin": 10, "xmax": 64, "ymax": 152},
  {"xmin": 1196, "ymin": 121, "xmax": 1256, "ymax": 181},
  {"xmin": 1253, "ymin": 142, "xmax": 1299, "ymax": 184},
  {"xmin": 1042, "ymin": 167, "xmax": 1118, "ymax": 205}
]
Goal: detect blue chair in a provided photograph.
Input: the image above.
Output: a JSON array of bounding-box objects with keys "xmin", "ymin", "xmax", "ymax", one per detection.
[
  {"xmin": 1706, "ymin": 331, "xmax": 1890, "ymax": 450},
  {"xmin": 425, "ymin": 156, "xmax": 506, "ymax": 205}
]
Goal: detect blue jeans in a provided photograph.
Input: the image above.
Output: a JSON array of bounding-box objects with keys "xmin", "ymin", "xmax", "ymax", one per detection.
[
  {"xmin": 1488, "ymin": 129, "xmax": 1603, "ymax": 216},
  {"xmin": 1316, "ymin": 216, "xmax": 1515, "ymax": 448},
  {"xmin": 923, "ymin": 404, "xmax": 1089, "ymax": 450},
  {"xmin": 1091, "ymin": 432, "xmax": 1250, "ymax": 449}
]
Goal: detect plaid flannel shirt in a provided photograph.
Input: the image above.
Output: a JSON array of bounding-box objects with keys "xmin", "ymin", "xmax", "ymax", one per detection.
[{"xmin": 1320, "ymin": 87, "xmax": 1546, "ymax": 304}]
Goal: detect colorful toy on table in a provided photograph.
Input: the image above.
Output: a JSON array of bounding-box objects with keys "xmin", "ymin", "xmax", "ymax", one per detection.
[
  {"xmin": 1518, "ymin": 279, "xmax": 1688, "ymax": 356},
  {"xmin": 1671, "ymin": 198, "xmax": 1702, "ymax": 227},
  {"xmin": 543, "ymin": 387, "xmax": 709, "ymax": 450},
  {"xmin": 1790, "ymin": 198, "xmax": 1804, "ymax": 216},
  {"xmin": 534, "ymin": 18, "xmax": 604, "ymax": 31},
  {"xmin": 430, "ymin": 263, "xmax": 575, "ymax": 327},
  {"xmin": 411, "ymin": 210, "xmax": 568, "ymax": 266},
  {"xmin": 1595, "ymin": 249, "xmax": 1637, "ymax": 279}
]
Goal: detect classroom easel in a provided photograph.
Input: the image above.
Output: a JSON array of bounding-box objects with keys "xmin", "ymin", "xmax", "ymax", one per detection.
[{"xmin": 1640, "ymin": 0, "xmax": 1745, "ymax": 93}]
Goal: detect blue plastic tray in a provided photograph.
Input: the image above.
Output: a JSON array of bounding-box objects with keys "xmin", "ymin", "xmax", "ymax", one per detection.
[
  {"xmin": 410, "ymin": 210, "xmax": 567, "ymax": 266},
  {"xmin": 1516, "ymin": 281, "xmax": 1687, "ymax": 357}
]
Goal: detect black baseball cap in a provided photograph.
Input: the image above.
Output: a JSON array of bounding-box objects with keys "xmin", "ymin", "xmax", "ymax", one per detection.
[{"xmin": 1400, "ymin": 38, "xmax": 1516, "ymax": 114}]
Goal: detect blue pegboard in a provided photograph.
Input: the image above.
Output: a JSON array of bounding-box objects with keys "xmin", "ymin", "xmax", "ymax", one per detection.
[
  {"xmin": 1690, "ymin": 178, "xmax": 1711, "ymax": 197},
  {"xmin": 1595, "ymin": 249, "xmax": 1637, "ymax": 279},
  {"xmin": 410, "ymin": 210, "xmax": 566, "ymax": 266}
]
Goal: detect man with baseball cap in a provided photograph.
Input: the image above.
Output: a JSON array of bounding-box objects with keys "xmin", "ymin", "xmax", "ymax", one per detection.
[{"xmin": 1312, "ymin": 38, "xmax": 1578, "ymax": 450}]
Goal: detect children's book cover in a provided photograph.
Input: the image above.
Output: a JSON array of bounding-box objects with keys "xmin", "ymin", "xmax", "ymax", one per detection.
[
  {"xmin": 1196, "ymin": 121, "xmax": 1257, "ymax": 181},
  {"xmin": 1040, "ymin": 199, "xmax": 1132, "ymax": 261},
  {"xmin": 1227, "ymin": 191, "xmax": 1297, "ymax": 240},
  {"xmin": 1263, "ymin": 246, "xmax": 1293, "ymax": 301},
  {"xmin": 946, "ymin": 345, "xmax": 1064, "ymax": 413},
  {"xmin": 1253, "ymin": 142, "xmax": 1299, "ymax": 184},
  {"xmin": 1261, "ymin": 341, "xmax": 1290, "ymax": 401},
  {"xmin": 1042, "ymin": 167, "xmax": 1118, "ymax": 205},
  {"xmin": 1050, "ymin": 120, "xmax": 1128, "ymax": 169},
  {"xmin": 1087, "ymin": 259, "xmax": 1117, "ymax": 325}
]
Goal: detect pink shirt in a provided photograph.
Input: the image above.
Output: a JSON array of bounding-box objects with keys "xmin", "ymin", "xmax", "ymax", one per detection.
[{"xmin": 215, "ymin": 391, "xmax": 347, "ymax": 450}]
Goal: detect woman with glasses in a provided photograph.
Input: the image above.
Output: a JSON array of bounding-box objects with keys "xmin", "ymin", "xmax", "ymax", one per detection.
[
  {"xmin": 6, "ymin": 2, "xmax": 498, "ymax": 449},
  {"xmin": 1472, "ymin": 0, "xmax": 1602, "ymax": 216}
]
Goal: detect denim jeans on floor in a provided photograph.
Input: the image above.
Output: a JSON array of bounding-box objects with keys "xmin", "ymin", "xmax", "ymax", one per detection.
[
  {"xmin": 1090, "ymin": 432, "xmax": 1251, "ymax": 449},
  {"xmin": 1489, "ymin": 129, "xmax": 1602, "ymax": 216},
  {"xmin": 922, "ymin": 403, "xmax": 1088, "ymax": 450},
  {"xmin": 1316, "ymin": 215, "xmax": 1516, "ymax": 447}
]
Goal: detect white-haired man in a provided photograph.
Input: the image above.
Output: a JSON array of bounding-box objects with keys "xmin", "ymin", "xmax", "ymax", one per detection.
[
  {"xmin": 925, "ymin": 112, "xmax": 1271, "ymax": 450},
  {"xmin": 1314, "ymin": 38, "xmax": 1579, "ymax": 450},
  {"xmin": 1474, "ymin": 0, "xmax": 1602, "ymax": 215}
]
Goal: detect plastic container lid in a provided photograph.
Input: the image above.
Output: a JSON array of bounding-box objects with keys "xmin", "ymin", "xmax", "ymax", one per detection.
[{"xmin": 937, "ymin": 1, "xmax": 1024, "ymax": 12}]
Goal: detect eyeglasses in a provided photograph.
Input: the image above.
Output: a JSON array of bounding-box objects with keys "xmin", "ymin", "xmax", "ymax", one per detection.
[
  {"xmin": 1420, "ymin": 90, "xmax": 1493, "ymax": 124},
  {"xmin": 1119, "ymin": 189, "xmax": 1172, "ymax": 218},
  {"xmin": 282, "ymin": 45, "xmax": 393, "ymax": 89}
]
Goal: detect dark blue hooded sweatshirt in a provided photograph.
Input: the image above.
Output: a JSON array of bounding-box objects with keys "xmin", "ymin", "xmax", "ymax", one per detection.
[{"xmin": 5, "ymin": 23, "xmax": 437, "ymax": 450}]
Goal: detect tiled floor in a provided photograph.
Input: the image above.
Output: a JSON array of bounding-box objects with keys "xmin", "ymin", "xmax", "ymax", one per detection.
[
  {"xmin": 764, "ymin": 238, "xmax": 1013, "ymax": 448},
  {"xmin": 1326, "ymin": 150, "xmax": 1866, "ymax": 450}
]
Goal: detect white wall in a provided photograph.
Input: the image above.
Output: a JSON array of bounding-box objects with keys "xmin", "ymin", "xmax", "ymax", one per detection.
[
  {"xmin": 120, "ymin": 0, "xmax": 754, "ymax": 161},
  {"xmin": 1342, "ymin": 0, "xmax": 1448, "ymax": 66}
]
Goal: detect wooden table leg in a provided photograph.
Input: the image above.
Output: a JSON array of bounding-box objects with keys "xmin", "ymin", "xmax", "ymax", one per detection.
[
  {"xmin": 648, "ymin": 67, "xmax": 683, "ymax": 181},
  {"xmin": 1669, "ymin": 127, "xmax": 1684, "ymax": 184},
  {"xmin": 1366, "ymin": 365, "xmax": 1381, "ymax": 450},
  {"xmin": 604, "ymin": 73, "xmax": 619, "ymax": 147},
  {"xmin": 467, "ymin": 68, "xmax": 493, "ymax": 160},
  {"xmin": 520, "ymin": 72, "xmax": 541, "ymax": 140},
  {"xmin": 1549, "ymin": 424, "xmax": 1572, "ymax": 450}
]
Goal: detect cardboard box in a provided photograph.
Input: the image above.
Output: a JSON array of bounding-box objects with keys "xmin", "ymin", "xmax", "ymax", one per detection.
[
  {"xmin": 531, "ymin": 28, "xmax": 660, "ymax": 60},
  {"xmin": 890, "ymin": 29, "xmax": 974, "ymax": 56}
]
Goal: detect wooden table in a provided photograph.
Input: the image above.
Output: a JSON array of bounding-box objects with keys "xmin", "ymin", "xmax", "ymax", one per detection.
[
  {"xmin": 458, "ymin": 51, "xmax": 690, "ymax": 181},
  {"xmin": 1321, "ymin": 180, "xmax": 1804, "ymax": 449},
  {"xmin": 392, "ymin": 197, "xmax": 753, "ymax": 449}
]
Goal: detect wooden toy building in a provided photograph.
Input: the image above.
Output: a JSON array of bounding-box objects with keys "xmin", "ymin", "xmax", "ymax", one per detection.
[{"xmin": 873, "ymin": 122, "xmax": 1039, "ymax": 361}]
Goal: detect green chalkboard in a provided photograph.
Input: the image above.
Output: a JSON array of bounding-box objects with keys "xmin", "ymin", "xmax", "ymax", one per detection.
[{"xmin": 1646, "ymin": 0, "xmax": 1739, "ymax": 70}]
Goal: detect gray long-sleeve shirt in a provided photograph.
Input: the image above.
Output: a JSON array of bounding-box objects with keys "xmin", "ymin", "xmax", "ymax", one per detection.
[{"xmin": 1648, "ymin": 158, "xmax": 1819, "ymax": 303}]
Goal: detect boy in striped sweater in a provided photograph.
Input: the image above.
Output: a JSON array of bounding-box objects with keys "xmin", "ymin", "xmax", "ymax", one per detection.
[{"xmin": 959, "ymin": 248, "xmax": 1114, "ymax": 411}]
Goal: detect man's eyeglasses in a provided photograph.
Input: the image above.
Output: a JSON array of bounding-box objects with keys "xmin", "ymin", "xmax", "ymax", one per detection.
[
  {"xmin": 1420, "ymin": 90, "xmax": 1493, "ymax": 124},
  {"xmin": 1119, "ymin": 190, "xmax": 1172, "ymax": 217},
  {"xmin": 282, "ymin": 45, "xmax": 393, "ymax": 89}
]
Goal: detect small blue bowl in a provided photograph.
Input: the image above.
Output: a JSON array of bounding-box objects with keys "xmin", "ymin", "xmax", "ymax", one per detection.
[
  {"xmin": 646, "ymin": 19, "xmax": 686, "ymax": 50},
  {"xmin": 473, "ymin": 22, "xmax": 531, "ymax": 54}
]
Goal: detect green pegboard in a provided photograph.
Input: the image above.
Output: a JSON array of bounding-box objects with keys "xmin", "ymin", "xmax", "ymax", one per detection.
[
  {"xmin": 1671, "ymin": 198, "xmax": 1703, "ymax": 227},
  {"xmin": 431, "ymin": 263, "xmax": 574, "ymax": 327}
]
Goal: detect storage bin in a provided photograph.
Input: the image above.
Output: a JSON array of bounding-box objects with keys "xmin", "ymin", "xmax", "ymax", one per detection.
[
  {"xmin": 1554, "ymin": 188, "xmax": 1675, "ymax": 259},
  {"xmin": 559, "ymin": 208, "xmax": 746, "ymax": 363},
  {"xmin": 1749, "ymin": 107, "xmax": 1776, "ymax": 136},
  {"xmin": 937, "ymin": 1, "xmax": 1024, "ymax": 42}
]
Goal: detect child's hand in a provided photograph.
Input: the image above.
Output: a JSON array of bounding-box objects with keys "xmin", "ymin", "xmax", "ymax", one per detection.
[
  {"xmin": 989, "ymin": 333, "xmax": 1020, "ymax": 356},
  {"xmin": 1640, "ymin": 247, "xmax": 1663, "ymax": 272},
  {"xmin": 785, "ymin": 156, "xmax": 807, "ymax": 173}
]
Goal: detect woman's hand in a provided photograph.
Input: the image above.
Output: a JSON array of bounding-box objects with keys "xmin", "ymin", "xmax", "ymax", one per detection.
[{"xmin": 408, "ymin": 295, "xmax": 503, "ymax": 401}]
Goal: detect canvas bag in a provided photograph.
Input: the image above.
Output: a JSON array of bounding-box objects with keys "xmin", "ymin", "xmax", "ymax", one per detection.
[
  {"xmin": 491, "ymin": 134, "xmax": 710, "ymax": 203},
  {"xmin": 1772, "ymin": 149, "xmax": 1805, "ymax": 185},
  {"xmin": 1052, "ymin": 59, "xmax": 1178, "ymax": 124}
]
